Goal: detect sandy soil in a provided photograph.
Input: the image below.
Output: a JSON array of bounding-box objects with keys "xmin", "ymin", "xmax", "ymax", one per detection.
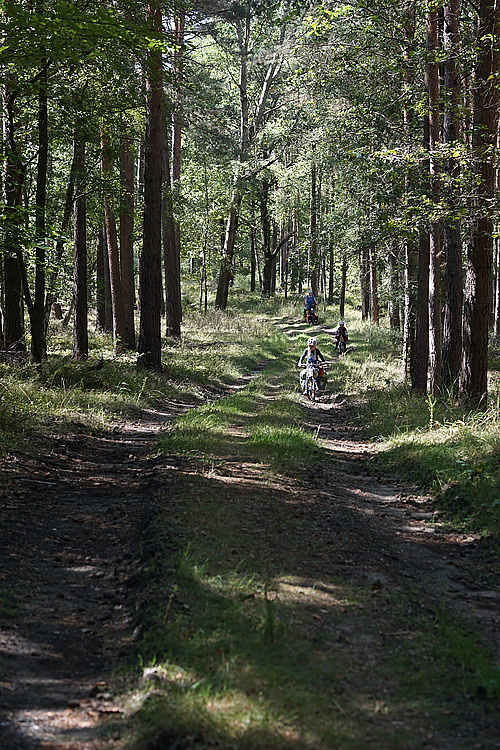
[{"xmin": 0, "ymin": 371, "xmax": 499, "ymax": 749}]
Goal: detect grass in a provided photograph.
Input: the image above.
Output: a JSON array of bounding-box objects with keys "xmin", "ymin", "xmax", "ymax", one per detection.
[{"xmin": 2, "ymin": 291, "xmax": 500, "ymax": 747}]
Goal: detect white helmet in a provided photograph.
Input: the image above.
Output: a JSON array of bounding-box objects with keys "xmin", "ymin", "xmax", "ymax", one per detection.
[{"xmin": 308, "ymin": 337, "xmax": 317, "ymax": 346}]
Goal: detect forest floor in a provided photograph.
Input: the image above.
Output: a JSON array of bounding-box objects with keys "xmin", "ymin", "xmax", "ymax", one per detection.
[{"xmin": 0, "ymin": 334, "xmax": 499, "ymax": 749}]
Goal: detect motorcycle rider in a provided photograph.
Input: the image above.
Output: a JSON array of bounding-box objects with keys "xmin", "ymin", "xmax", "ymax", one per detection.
[{"xmin": 298, "ymin": 337, "xmax": 326, "ymax": 392}]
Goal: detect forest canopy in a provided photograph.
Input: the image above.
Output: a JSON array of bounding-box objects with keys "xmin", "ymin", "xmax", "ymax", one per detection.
[{"xmin": 1, "ymin": 0, "xmax": 500, "ymax": 403}]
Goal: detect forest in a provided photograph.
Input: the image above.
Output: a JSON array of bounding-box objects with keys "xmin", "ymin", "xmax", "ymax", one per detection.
[
  {"xmin": 2, "ymin": 0, "xmax": 500, "ymax": 405},
  {"xmin": 2, "ymin": 2, "xmax": 500, "ymax": 749}
]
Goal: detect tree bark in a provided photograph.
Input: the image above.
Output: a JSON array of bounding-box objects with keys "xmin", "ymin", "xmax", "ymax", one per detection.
[
  {"xmin": 165, "ymin": 8, "xmax": 184, "ymax": 337},
  {"xmin": 309, "ymin": 154, "xmax": 319, "ymax": 295},
  {"xmin": 442, "ymin": 0, "xmax": 462, "ymax": 391},
  {"xmin": 460, "ymin": 0, "xmax": 500, "ymax": 406},
  {"xmin": 360, "ymin": 245, "xmax": 370, "ymax": 320},
  {"xmin": 426, "ymin": 1, "xmax": 442, "ymax": 396},
  {"xmin": 388, "ymin": 245, "xmax": 401, "ymax": 329},
  {"xmin": 73, "ymin": 138, "xmax": 88, "ymax": 361},
  {"xmin": 340, "ymin": 255, "xmax": 347, "ymax": 321},
  {"xmin": 101, "ymin": 127, "xmax": 126, "ymax": 355},
  {"xmin": 2, "ymin": 82, "xmax": 26, "ymax": 351},
  {"xmin": 369, "ymin": 245, "xmax": 379, "ymax": 324},
  {"xmin": 119, "ymin": 132, "xmax": 136, "ymax": 349},
  {"xmin": 411, "ymin": 229, "xmax": 430, "ymax": 392},
  {"xmin": 138, "ymin": 0, "xmax": 163, "ymax": 370},
  {"xmin": 32, "ymin": 61, "xmax": 49, "ymax": 362}
]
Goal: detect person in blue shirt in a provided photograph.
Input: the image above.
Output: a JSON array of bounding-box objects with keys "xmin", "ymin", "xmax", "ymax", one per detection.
[{"xmin": 304, "ymin": 290, "xmax": 317, "ymax": 322}]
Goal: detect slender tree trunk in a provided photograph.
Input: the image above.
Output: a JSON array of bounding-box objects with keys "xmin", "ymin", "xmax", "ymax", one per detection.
[
  {"xmin": 163, "ymin": 117, "xmax": 182, "ymax": 337},
  {"xmin": 3, "ymin": 82, "xmax": 25, "ymax": 351},
  {"xmin": 215, "ymin": 191, "xmax": 242, "ymax": 308},
  {"xmin": 32, "ymin": 62, "xmax": 48, "ymax": 362},
  {"xmin": 165, "ymin": 8, "xmax": 184, "ymax": 337},
  {"xmin": 119, "ymin": 132, "xmax": 136, "ymax": 349},
  {"xmin": 340, "ymin": 256, "xmax": 347, "ymax": 320},
  {"xmin": 101, "ymin": 128, "xmax": 126, "ymax": 354},
  {"xmin": 426, "ymin": 1, "xmax": 442, "ymax": 396},
  {"xmin": 369, "ymin": 246, "xmax": 379, "ymax": 324},
  {"xmin": 138, "ymin": 0, "xmax": 163, "ymax": 370},
  {"xmin": 261, "ymin": 174, "xmax": 272, "ymax": 297},
  {"xmin": 73, "ymin": 138, "xmax": 88, "ymax": 361},
  {"xmin": 442, "ymin": 0, "xmax": 462, "ymax": 391},
  {"xmin": 404, "ymin": 239, "xmax": 417, "ymax": 381},
  {"xmin": 360, "ymin": 245, "xmax": 370, "ymax": 320},
  {"xmin": 44, "ymin": 138, "xmax": 78, "ymax": 330},
  {"xmin": 494, "ymin": 236, "xmax": 500, "ymax": 336},
  {"xmin": 96, "ymin": 226, "xmax": 109, "ymax": 331},
  {"xmin": 309, "ymin": 153, "xmax": 319, "ymax": 295},
  {"xmin": 461, "ymin": 0, "xmax": 500, "ymax": 405},
  {"xmin": 412, "ymin": 229, "xmax": 430, "ymax": 392},
  {"xmin": 250, "ymin": 200, "xmax": 257, "ymax": 292},
  {"xmin": 388, "ymin": 245, "xmax": 401, "ymax": 329}
]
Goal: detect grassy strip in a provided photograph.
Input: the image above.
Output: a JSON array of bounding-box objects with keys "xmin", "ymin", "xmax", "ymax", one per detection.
[
  {"xmin": 311, "ymin": 315, "xmax": 500, "ymax": 544},
  {"xmin": 128, "ymin": 345, "xmax": 500, "ymax": 749},
  {"xmin": 0, "ymin": 310, "xmax": 287, "ymax": 451}
]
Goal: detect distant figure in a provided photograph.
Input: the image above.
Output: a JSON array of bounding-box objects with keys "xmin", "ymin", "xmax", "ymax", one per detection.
[
  {"xmin": 334, "ymin": 321, "xmax": 348, "ymax": 351},
  {"xmin": 303, "ymin": 290, "xmax": 318, "ymax": 323}
]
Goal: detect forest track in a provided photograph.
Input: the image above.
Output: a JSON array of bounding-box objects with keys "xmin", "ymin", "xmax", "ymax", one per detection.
[
  {"xmin": 0, "ymin": 350, "xmax": 499, "ymax": 748},
  {"xmin": 0, "ymin": 414, "xmax": 181, "ymax": 750}
]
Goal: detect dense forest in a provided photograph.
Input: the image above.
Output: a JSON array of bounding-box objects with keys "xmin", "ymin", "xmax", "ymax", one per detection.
[{"xmin": 2, "ymin": 0, "xmax": 500, "ymax": 403}]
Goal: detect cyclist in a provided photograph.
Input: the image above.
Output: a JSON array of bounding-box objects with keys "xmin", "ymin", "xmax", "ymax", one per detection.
[
  {"xmin": 334, "ymin": 321, "xmax": 348, "ymax": 351},
  {"xmin": 303, "ymin": 290, "xmax": 317, "ymax": 322},
  {"xmin": 298, "ymin": 337, "xmax": 326, "ymax": 392}
]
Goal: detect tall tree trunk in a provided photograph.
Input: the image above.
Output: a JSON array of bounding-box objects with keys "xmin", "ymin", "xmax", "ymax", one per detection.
[
  {"xmin": 339, "ymin": 255, "xmax": 347, "ymax": 321},
  {"xmin": 261, "ymin": 174, "xmax": 272, "ymax": 297},
  {"xmin": 309, "ymin": 153, "xmax": 319, "ymax": 294},
  {"xmin": 119, "ymin": 132, "xmax": 136, "ymax": 349},
  {"xmin": 3, "ymin": 82, "xmax": 26, "ymax": 351},
  {"xmin": 442, "ymin": 0, "xmax": 463, "ymax": 391},
  {"xmin": 163, "ymin": 118, "xmax": 182, "ymax": 337},
  {"xmin": 461, "ymin": 0, "xmax": 500, "ymax": 405},
  {"xmin": 404, "ymin": 239, "xmax": 418, "ymax": 382},
  {"xmin": 165, "ymin": 8, "xmax": 184, "ymax": 337},
  {"xmin": 360, "ymin": 245, "xmax": 370, "ymax": 320},
  {"xmin": 369, "ymin": 246, "xmax": 379, "ymax": 324},
  {"xmin": 32, "ymin": 61, "xmax": 49, "ymax": 362},
  {"xmin": 44, "ymin": 138, "xmax": 79, "ymax": 330},
  {"xmin": 96, "ymin": 226, "xmax": 110, "ymax": 331},
  {"xmin": 411, "ymin": 229, "xmax": 430, "ymax": 391},
  {"xmin": 138, "ymin": 0, "xmax": 163, "ymax": 370},
  {"xmin": 388, "ymin": 245, "xmax": 401, "ymax": 329},
  {"xmin": 101, "ymin": 127, "xmax": 126, "ymax": 354},
  {"xmin": 215, "ymin": 191, "xmax": 242, "ymax": 308},
  {"xmin": 494, "ymin": 236, "xmax": 500, "ymax": 336},
  {"xmin": 250, "ymin": 200, "xmax": 257, "ymax": 292},
  {"xmin": 73, "ymin": 138, "xmax": 88, "ymax": 361},
  {"xmin": 426, "ymin": 1, "xmax": 442, "ymax": 396}
]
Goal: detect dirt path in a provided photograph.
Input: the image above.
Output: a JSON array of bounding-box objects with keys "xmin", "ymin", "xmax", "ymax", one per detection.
[
  {"xmin": 0, "ymin": 407, "xmax": 184, "ymax": 750},
  {"xmin": 0, "ymin": 360, "xmax": 499, "ymax": 748}
]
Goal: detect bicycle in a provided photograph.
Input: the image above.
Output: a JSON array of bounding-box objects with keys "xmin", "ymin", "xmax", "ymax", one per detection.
[
  {"xmin": 336, "ymin": 334, "xmax": 347, "ymax": 355},
  {"xmin": 300, "ymin": 361, "xmax": 329, "ymax": 401}
]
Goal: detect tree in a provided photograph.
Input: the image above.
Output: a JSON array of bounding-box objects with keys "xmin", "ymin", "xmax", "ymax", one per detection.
[
  {"xmin": 461, "ymin": 0, "xmax": 500, "ymax": 405},
  {"xmin": 441, "ymin": 0, "xmax": 462, "ymax": 390},
  {"xmin": 214, "ymin": 2, "xmax": 290, "ymax": 309},
  {"xmin": 137, "ymin": 0, "xmax": 163, "ymax": 371}
]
